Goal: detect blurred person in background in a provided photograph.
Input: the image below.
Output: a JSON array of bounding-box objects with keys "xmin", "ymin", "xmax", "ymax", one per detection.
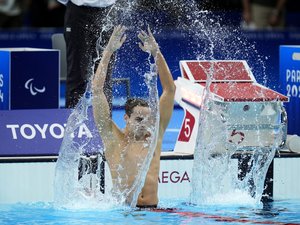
[
  {"xmin": 242, "ymin": 0, "xmax": 287, "ymax": 29},
  {"xmin": 0, "ymin": 0, "xmax": 23, "ymax": 28},
  {"xmin": 56, "ymin": 0, "xmax": 116, "ymax": 109},
  {"xmin": 29, "ymin": 0, "xmax": 65, "ymax": 27}
]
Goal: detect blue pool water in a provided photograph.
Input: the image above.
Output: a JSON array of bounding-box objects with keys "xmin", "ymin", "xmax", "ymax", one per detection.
[{"xmin": 1, "ymin": 200, "xmax": 300, "ymax": 225}]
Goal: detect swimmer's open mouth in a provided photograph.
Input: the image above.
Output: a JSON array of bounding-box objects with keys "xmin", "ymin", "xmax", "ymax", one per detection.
[
  {"xmin": 135, "ymin": 127, "xmax": 151, "ymax": 138},
  {"xmin": 144, "ymin": 132, "xmax": 151, "ymax": 138}
]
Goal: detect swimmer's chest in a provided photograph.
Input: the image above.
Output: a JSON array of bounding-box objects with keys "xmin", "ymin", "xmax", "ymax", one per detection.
[
  {"xmin": 107, "ymin": 141, "xmax": 151, "ymax": 170},
  {"xmin": 122, "ymin": 142, "xmax": 149, "ymax": 163}
]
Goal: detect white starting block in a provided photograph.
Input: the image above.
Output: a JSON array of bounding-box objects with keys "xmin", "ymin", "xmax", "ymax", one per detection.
[{"xmin": 174, "ymin": 60, "xmax": 289, "ymax": 155}]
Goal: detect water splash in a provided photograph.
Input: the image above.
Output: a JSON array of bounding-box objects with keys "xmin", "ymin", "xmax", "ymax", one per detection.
[
  {"xmin": 55, "ymin": 69, "xmax": 159, "ymax": 209},
  {"xmin": 188, "ymin": 37, "xmax": 286, "ymax": 204},
  {"xmin": 54, "ymin": 0, "xmax": 285, "ymax": 209},
  {"xmin": 189, "ymin": 70, "xmax": 285, "ymax": 204},
  {"xmin": 54, "ymin": 0, "xmax": 161, "ymax": 208},
  {"xmin": 128, "ymin": 63, "xmax": 160, "ymax": 207},
  {"xmin": 154, "ymin": 0, "xmax": 286, "ymax": 206},
  {"xmin": 54, "ymin": 91, "xmax": 117, "ymax": 209}
]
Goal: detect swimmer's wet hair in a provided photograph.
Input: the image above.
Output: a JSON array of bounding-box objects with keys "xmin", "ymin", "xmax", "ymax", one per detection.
[{"xmin": 125, "ymin": 98, "xmax": 149, "ymax": 117}]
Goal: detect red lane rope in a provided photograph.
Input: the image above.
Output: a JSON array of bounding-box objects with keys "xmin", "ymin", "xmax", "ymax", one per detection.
[
  {"xmin": 175, "ymin": 211, "xmax": 300, "ymax": 225},
  {"xmin": 149, "ymin": 208, "xmax": 299, "ymax": 225}
]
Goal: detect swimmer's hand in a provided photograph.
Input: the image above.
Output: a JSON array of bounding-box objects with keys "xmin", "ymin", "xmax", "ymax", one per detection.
[
  {"xmin": 138, "ymin": 26, "xmax": 159, "ymax": 57},
  {"xmin": 106, "ymin": 25, "xmax": 127, "ymax": 53}
]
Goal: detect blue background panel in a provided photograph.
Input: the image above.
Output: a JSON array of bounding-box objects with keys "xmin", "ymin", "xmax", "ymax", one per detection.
[
  {"xmin": 10, "ymin": 50, "xmax": 59, "ymax": 109},
  {"xmin": 0, "ymin": 51, "xmax": 10, "ymax": 110},
  {"xmin": 280, "ymin": 46, "xmax": 300, "ymax": 135}
]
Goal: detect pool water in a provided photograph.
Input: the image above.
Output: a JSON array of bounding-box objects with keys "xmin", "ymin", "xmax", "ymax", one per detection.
[{"xmin": 1, "ymin": 200, "xmax": 300, "ymax": 225}]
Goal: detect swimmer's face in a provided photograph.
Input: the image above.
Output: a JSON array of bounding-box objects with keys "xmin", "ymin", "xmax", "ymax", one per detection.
[{"xmin": 125, "ymin": 106, "xmax": 152, "ymax": 137}]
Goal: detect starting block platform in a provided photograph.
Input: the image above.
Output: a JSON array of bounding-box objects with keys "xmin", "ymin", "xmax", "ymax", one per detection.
[{"xmin": 174, "ymin": 60, "xmax": 289, "ymax": 155}]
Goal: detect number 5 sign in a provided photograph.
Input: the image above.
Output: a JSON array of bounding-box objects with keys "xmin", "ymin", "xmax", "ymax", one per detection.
[{"xmin": 178, "ymin": 110, "xmax": 195, "ymax": 142}]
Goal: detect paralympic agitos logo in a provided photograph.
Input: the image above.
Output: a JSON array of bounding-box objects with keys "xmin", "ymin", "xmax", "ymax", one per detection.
[{"xmin": 24, "ymin": 78, "xmax": 46, "ymax": 96}]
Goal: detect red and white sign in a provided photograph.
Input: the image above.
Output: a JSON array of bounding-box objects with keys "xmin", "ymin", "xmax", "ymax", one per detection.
[{"xmin": 178, "ymin": 110, "xmax": 195, "ymax": 142}]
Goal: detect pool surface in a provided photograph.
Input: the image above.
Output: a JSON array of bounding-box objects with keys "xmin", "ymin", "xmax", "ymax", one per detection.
[{"xmin": 1, "ymin": 200, "xmax": 300, "ymax": 225}]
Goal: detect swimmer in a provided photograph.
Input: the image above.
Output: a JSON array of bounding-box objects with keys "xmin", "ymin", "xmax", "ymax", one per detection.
[{"xmin": 92, "ymin": 25, "xmax": 175, "ymax": 207}]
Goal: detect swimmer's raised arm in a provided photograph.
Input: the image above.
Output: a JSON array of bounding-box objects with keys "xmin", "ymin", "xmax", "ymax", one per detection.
[
  {"xmin": 92, "ymin": 25, "xmax": 126, "ymax": 144},
  {"xmin": 138, "ymin": 27, "xmax": 176, "ymax": 134}
]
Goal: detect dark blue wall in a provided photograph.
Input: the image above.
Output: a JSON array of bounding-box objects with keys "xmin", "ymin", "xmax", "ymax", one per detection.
[{"xmin": 1, "ymin": 28, "xmax": 299, "ymax": 96}]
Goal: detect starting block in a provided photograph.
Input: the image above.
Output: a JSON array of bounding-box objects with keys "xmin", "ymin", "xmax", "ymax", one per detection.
[{"xmin": 174, "ymin": 60, "xmax": 289, "ymax": 155}]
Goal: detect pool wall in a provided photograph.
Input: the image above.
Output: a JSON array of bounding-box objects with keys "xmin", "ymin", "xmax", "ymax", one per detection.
[{"xmin": 0, "ymin": 153, "xmax": 299, "ymax": 204}]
